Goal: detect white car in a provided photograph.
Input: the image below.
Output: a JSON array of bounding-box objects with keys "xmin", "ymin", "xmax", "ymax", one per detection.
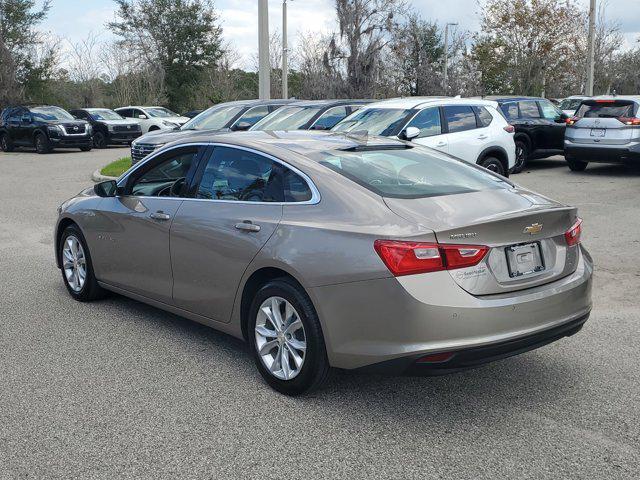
[
  {"xmin": 559, "ymin": 95, "xmax": 591, "ymax": 117},
  {"xmin": 332, "ymin": 97, "xmax": 516, "ymax": 176},
  {"xmin": 114, "ymin": 106, "xmax": 190, "ymax": 134}
]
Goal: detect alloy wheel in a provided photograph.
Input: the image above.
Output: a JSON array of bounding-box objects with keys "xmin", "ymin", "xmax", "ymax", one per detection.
[
  {"xmin": 254, "ymin": 296, "xmax": 307, "ymax": 380},
  {"xmin": 62, "ymin": 235, "xmax": 87, "ymax": 292}
]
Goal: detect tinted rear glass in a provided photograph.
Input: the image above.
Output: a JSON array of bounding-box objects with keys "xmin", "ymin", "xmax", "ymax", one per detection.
[
  {"xmin": 310, "ymin": 147, "xmax": 509, "ymax": 199},
  {"xmin": 576, "ymin": 101, "xmax": 636, "ymax": 118}
]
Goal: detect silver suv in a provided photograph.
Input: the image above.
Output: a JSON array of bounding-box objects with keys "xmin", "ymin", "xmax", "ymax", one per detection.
[{"xmin": 564, "ymin": 96, "xmax": 640, "ymax": 171}]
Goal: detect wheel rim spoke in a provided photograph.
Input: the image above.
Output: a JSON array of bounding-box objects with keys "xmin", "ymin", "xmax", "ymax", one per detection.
[
  {"xmin": 254, "ymin": 296, "xmax": 306, "ymax": 381},
  {"xmin": 62, "ymin": 235, "xmax": 86, "ymax": 293}
]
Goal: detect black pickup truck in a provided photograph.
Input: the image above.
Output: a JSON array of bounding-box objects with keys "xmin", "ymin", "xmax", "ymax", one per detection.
[{"xmin": 0, "ymin": 105, "xmax": 93, "ymax": 154}]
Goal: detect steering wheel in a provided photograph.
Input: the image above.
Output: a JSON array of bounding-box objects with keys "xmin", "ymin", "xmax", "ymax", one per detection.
[{"xmin": 169, "ymin": 177, "xmax": 186, "ymax": 197}]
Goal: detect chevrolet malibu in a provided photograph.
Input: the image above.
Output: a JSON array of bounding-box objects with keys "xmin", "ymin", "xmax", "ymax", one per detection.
[{"xmin": 55, "ymin": 131, "xmax": 593, "ymax": 395}]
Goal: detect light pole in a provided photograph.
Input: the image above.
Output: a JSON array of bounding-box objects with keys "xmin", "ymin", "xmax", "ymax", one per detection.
[
  {"xmin": 442, "ymin": 22, "xmax": 458, "ymax": 94},
  {"xmin": 586, "ymin": 0, "xmax": 596, "ymax": 95},
  {"xmin": 258, "ymin": 0, "xmax": 270, "ymax": 100},
  {"xmin": 282, "ymin": 0, "xmax": 289, "ymax": 99}
]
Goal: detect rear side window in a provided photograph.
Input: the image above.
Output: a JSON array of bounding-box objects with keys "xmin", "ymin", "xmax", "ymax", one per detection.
[
  {"xmin": 196, "ymin": 146, "xmax": 312, "ymax": 202},
  {"xmin": 443, "ymin": 106, "xmax": 477, "ymax": 133},
  {"xmin": 500, "ymin": 103, "xmax": 519, "ymax": 120},
  {"xmin": 406, "ymin": 107, "xmax": 441, "ymax": 138},
  {"xmin": 519, "ymin": 101, "xmax": 540, "ymax": 118},
  {"xmin": 235, "ymin": 106, "xmax": 270, "ymax": 128},
  {"xmin": 539, "ymin": 100, "xmax": 561, "ymax": 120},
  {"xmin": 576, "ymin": 101, "xmax": 636, "ymax": 118},
  {"xmin": 311, "ymin": 147, "xmax": 509, "ymax": 199},
  {"xmin": 473, "ymin": 106, "xmax": 493, "ymax": 127}
]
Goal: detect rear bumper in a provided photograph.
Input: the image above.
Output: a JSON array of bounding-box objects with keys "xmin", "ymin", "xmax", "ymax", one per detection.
[
  {"xmin": 310, "ymin": 246, "xmax": 593, "ymax": 371},
  {"xmin": 565, "ymin": 140, "xmax": 640, "ymax": 163}
]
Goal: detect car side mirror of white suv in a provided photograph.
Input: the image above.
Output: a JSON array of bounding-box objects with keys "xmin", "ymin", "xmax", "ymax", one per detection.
[{"xmin": 401, "ymin": 127, "xmax": 420, "ymax": 141}]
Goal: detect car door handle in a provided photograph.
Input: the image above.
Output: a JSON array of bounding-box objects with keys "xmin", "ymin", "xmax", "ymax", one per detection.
[
  {"xmin": 235, "ymin": 222, "xmax": 261, "ymax": 232},
  {"xmin": 150, "ymin": 211, "xmax": 171, "ymax": 221},
  {"xmin": 436, "ymin": 142, "xmax": 446, "ymax": 147},
  {"xmin": 477, "ymin": 134, "xmax": 488, "ymax": 139}
]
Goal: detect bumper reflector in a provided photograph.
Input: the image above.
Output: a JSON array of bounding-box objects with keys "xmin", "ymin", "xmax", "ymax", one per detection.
[{"xmin": 416, "ymin": 352, "xmax": 455, "ymax": 364}]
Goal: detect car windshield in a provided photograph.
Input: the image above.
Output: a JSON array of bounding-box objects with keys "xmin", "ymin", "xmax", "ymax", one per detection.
[
  {"xmin": 576, "ymin": 101, "xmax": 636, "ymax": 118},
  {"xmin": 145, "ymin": 107, "xmax": 178, "ymax": 118},
  {"xmin": 30, "ymin": 106, "xmax": 74, "ymax": 121},
  {"xmin": 559, "ymin": 98, "xmax": 585, "ymax": 111},
  {"xmin": 332, "ymin": 108, "xmax": 413, "ymax": 136},
  {"xmin": 252, "ymin": 106, "xmax": 323, "ymax": 131},
  {"xmin": 87, "ymin": 109, "xmax": 124, "ymax": 121},
  {"xmin": 181, "ymin": 105, "xmax": 244, "ymax": 131},
  {"xmin": 310, "ymin": 146, "xmax": 509, "ymax": 199}
]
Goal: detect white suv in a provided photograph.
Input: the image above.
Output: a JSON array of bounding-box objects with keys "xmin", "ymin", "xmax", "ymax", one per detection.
[
  {"xmin": 114, "ymin": 106, "xmax": 190, "ymax": 134},
  {"xmin": 332, "ymin": 97, "xmax": 516, "ymax": 176}
]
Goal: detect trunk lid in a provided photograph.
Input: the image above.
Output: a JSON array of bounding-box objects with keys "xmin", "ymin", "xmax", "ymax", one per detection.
[
  {"xmin": 384, "ymin": 188, "xmax": 580, "ymax": 295},
  {"xmin": 567, "ymin": 100, "xmax": 638, "ymax": 145}
]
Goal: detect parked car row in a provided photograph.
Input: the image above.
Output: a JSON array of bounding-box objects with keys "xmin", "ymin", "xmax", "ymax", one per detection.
[{"xmin": 2, "ymin": 95, "xmax": 638, "ymax": 174}]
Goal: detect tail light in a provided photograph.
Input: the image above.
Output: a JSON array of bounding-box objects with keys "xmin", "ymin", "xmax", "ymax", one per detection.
[
  {"xmin": 618, "ymin": 117, "xmax": 640, "ymax": 126},
  {"xmin": 503, "ymin": 125, "xmax": 515, "ymax": 133},
  {"xmin": 564, "ymin": 218, "xmax": 582, "ymax": 246},
  {"xmin": 566, "ymin": 116, "xmax": 580, "ymax": 125},
  {"xmin": 374, "ymin": 240, "xmax": 489, "ymax": 276}
]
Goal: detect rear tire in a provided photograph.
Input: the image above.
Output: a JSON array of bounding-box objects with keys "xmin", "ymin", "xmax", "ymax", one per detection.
[
  {"xmin": 93, "ymin": 131, "xmax": 107, "ymax": 149},
  {"xmin": 35, "ymin": 133, "xmax": 52, "ymax": 154},
  {"xmin": 512, "ymin": 140, "xmax": 529, "ymax": 173},
  {"xmin": 566, "ymin": 157, "xmax": 588, "ymax": 171},
  {"xmin": 0, "ymin": 132, "xmax": 14, "ymax": 152},
  {"xmin": 248, "ymin": 278, "xmax": 330, "ymax": 396},
  {"xmin": 478, "ymin": 156, "xmax": 506, "ymax": 176},
  {"xmin": 59, "ymin": 224, "xmax": 107, "ymax": 302}
]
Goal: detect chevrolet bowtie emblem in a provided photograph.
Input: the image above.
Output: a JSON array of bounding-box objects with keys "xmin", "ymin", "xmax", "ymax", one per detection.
[{"xmin": 523, "ymin": 223, "xmax": 543, "ymax": 235}]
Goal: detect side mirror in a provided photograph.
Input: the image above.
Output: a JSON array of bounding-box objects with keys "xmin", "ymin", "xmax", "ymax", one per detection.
[
  {"xmin": 233, "ymin": 121, "xmax": 252, "ymax": 131},
  {"xmin": 400, "ymin": 126, "xmax": 420, "ymax": 141},
  {"xmin": 94, "ymin": 180, "xmax": 118, "ymax": 197},
  {"xmin": 138, "ymin": 114, "xmax": 147, "ymax": 119}
]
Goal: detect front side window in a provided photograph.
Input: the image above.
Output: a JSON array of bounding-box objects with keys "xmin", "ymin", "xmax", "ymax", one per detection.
[
  {"xmin": 332, "ymin": 108, "xmax": 413, "ymax": 136},
  {"xmin": 182, "ymin": 105, "xmax": 244, "ymax": 131},
  {"xmin": 539, "ymin": 100, "xmax": 561, "ymax": 120},
  {"xmin": 129, "ymin": 148, "xmax": 200, "ymax": 197},
  {"xmin": 443, "ymin": 105, "xmax": 477, "ymax": 133},
  {"xmin": 311, "ymin": 147, "xmax": 509, "ymax": 199},
  {"xmin": 519, "ymin": 101, "xmax": 541, "ymax": 118},
  {"xmin": 234, "ymin": 106, "xmax": 271, "ymax": 128},
  {"xmin": 196, "ymin": 147, "xmax": 311, "ymax": 202},
  {"xmin": 406, "ymin": 107, "xmax": 441, "ymax": 138},
  {"xmin": 29, "ymin": 106, "xmax": 74, "ymax": 121},
  {"xmin": 251, "ymin": 106, "xmax": 321, "ymax": 131},
  {"xmin": 313, "ymin": 106, "xmax": 349, "ymax": 130}
]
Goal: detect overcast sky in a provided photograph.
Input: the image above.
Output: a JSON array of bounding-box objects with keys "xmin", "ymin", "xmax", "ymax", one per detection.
[{"xmin": 41, "ymin": 0, "xmax": 640, "ymax": 68}]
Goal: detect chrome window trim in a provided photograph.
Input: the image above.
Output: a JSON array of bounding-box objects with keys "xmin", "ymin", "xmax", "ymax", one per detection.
[{"xmin": 118, "ymin": 142, "xmax": 321, "ymax": 205}]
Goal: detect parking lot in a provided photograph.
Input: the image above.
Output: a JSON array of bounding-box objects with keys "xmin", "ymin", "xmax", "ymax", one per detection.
[{"xmin": 1, "ymin": 148, "xmax": 639, "ymax": 478}]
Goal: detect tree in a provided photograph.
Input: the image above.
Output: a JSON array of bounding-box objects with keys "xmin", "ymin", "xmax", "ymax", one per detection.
[
  {"xmin": 108, "ymin": 0, "xmax": 225, "ymax": 112},
  {"xmin": 326, "ymin": 0, "xmax": 405, "ymax": 97},
  {"xmin": 472, "ymin": 0, "xmax": 582, "ymax": 96},
  {"xmin": 0, "ymin": 0, "xmax": 56, "ymax": 105}
]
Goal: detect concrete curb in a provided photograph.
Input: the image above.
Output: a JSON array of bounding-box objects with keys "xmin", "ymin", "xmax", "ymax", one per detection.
[{"xmin": 92, "ymin": 169, "xmax": 118, "ymax": 183}]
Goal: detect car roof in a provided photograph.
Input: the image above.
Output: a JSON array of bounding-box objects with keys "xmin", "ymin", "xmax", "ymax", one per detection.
[
  {"xmin": 479, "ymin": 96, "xmax": 543, "ymax": 103},
  {"xmin": 587, "ymin": 95, "xmax": 640, "ymax": 103},
  {"xmin": 162, "ymin": 130, "xmax": 408, "ymax": 157},
  {"xmin": 279, "ymin": 99, "xmax": 373, "ymax": 108},
  {"xmin": 361, "ymin": 96, "xmax": 498, "ymax": 109}
]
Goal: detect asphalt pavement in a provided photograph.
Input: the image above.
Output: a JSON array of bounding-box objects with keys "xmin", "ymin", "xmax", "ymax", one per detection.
[{"xmin": 1, "ymin": 147, "xmax": 639, "ymax": 479}]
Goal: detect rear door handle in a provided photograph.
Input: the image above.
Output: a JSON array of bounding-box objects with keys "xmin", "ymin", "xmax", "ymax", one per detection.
[
  {"xmin": 436, "ymin": 142, "xmax": 447, "ymax": 147},
  {"xmin": 477, "ymin": 134, "xmax": 488, "ymax": 139},
  {"xmin": 150, "ymin": 211, "xmax": 171, "ymax": 221},
  {"xmin": 235, "ymin": 221, "xmax": 261, "ymax": 232}
]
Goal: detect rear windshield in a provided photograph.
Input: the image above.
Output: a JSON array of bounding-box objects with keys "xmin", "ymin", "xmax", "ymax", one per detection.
[
  {"xmin": 331, "ymin": 108, "xmax": 413, "ymax": 136},
  {"xmin": 310, "ymin": 147, "xmax": 509, "ymax": 199},
  {"xmin": 576, "ymin": 101, "xmax": 637, "ymax": 118}
]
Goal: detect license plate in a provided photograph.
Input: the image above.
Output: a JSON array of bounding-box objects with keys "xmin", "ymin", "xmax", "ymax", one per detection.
[
  {"xmin": 505, "ymin": 242, "xmax": 545, "ymax": 278},
  {"xmin": 590, "ymin": 128, "xmax": 605, "ymax": 137}
]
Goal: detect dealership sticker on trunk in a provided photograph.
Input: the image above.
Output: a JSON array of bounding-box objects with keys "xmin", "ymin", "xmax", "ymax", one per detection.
[{"xmin": 505, "ymin": 242, "xmax": 545, "ymax": 278}]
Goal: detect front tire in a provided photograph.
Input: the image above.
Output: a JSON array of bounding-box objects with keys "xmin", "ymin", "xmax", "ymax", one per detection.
[
  {"xmin": 249, "ymin": 278, "xmax": 330, "ymax": 395},
  {"xmin": 35, "ymin": 133, "xmax": 52, "ymax": 154},
  {"xmin": 93, "ymin": 131, "xmax": 107, "ymax": 149},
  {"xmin": 0, "ymin": 133, "xmax": 14, "ymax": 152},
  {"xmin": 59, "ymin": 224, "xmax": 106, "ymax": 301},
  {"xmin": 566, "ymin": 157, "xmax": 588, "ymax": 171},
  {"xmin": 513, "ymin": 140, "xmax": 529, "ymax": 173},
  {"xmin": 478, "ymin": 156, "xmax": 506, "ymax": 176}
]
